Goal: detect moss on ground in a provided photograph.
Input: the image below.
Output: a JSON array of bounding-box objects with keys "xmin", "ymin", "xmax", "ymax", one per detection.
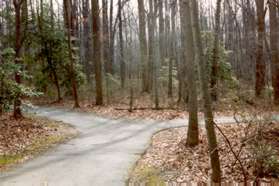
[{"xmin": 129, "ymin": 166, "xmax": 166, "ymax": 186}]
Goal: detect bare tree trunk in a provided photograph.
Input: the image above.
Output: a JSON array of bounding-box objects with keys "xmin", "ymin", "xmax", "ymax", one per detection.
[
  {"xmin": 159, "ymin": 0, "xmax": 164, "ymax": 62},
  {"xmin": 137, "ymin": 0, "xmax": 149, "ymax": 93},
  {"xmin": 178, "ymin": 0, "xmax": 188, "ymax": 104},
  {"xmin": 269, "ymin": 0, "xmax": 279, "ymax": 104},
  {"xmin": 153, "ymin": 0, "xmax": 159, "ymax": 109},
  {"xmin": 103, "ymin": 0, "xmax": 110, "ymax": 74},
  {"xmin": 82, "ymin": 0, "xmax": 91, "ymax": 81},
  {"xmin": 109, "ymin": 0, "xmax": 114, "ymax": 74},
  {"xmin": 0, "ymin": 2, "xmax": 3, "ymax": 114},
  {"xmin": 255, "ymin": 0, "xmax": 266, "ymax": 97},
  {"xmin": 210, "ymin": 0, "xmax": 222, "ymax": 102},
  {"xmin": 118, "ymin": 0, "xmax": 125, "ymax": 88},
  {"xmin": 49, "ymin": 0, "xmax": 62, "ymax": 102},
  {"xmin": 71, "ymin": 0, "xmax": 78, "ymax": 37},
  {"xmin": 92, "ymin": 0, "xmax": 103, "ymax": 105},
  {"xmin": 168, "ymin": 0, "xmax": 177, "ymax": 98},
  {"xmin": 179, "ymin": 0, "xmax": 199, "ymax": 147},
  {"xmin": 13, "ymin": 0, "xmax": 23, "ymax": 119},
  {"xmin": 64, "ymin": 0, "xmax": 80, "ymax": 108},
  {"xmin": 148, "ymin": 0, "xmax": 155, "ymax": 92},
  {"xmin": 191, "ymin": 0, "xmax": 221, "ymax": 182},
  {"xmin": 152, "ymin": 0, "xmax": 162, "ymax": 110}
]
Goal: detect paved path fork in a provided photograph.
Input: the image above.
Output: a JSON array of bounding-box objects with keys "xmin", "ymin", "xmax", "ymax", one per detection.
[{"xmin": 0, "ymin": 107, "xmax": 236, "ymax": 186}]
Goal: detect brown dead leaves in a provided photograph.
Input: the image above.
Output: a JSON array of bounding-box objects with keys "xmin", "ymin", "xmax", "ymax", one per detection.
[
  {"xmin": 0, "ymin": 113, "xmax": 77, "ymax": 170},
  {"xmin": 0, "ymin": 115, "xmax": 47, "ymax": 156},
  {"xmin": 132, "ymin": 124, "xmax": 279, "ymax": 183}
]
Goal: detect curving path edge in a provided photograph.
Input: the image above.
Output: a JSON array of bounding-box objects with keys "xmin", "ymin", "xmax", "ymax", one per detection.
[{"xmin": 0, "ymin": 107, "xmax": 238, "ymax": 186}]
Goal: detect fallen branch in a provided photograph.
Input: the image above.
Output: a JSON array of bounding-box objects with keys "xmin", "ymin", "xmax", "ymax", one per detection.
[
  {"xmin": 214, "ymin": 122, "xmax": 248, "ymax": 185},
  {"xmin": 114, "ymin": 107, "xmax": 177, "ymax": 111}
]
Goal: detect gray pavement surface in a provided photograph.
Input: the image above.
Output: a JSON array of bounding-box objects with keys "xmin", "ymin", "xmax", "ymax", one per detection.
[{"xmin": 0, "ymin": 107, "xmax": 237, "ymax": 186}]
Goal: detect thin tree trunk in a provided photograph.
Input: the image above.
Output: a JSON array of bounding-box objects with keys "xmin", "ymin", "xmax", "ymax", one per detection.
[
  {"xmin": 82, "ymin": 0, "xmax": 91, "ymax": 81},
  {"xmin": 152, "ymin": 0, "xmax": 162, "ymax": 110},
  {"xmin": 210, "ymin": 0, "xmax": 222, "ymax": 102},
  {"xmin": 13, "ymin": 0, "xmax": 23, "ymax": 119},
  {"xmin": 49, "ymin": 0, "xmax": 62, "ymax": 102},
  {"xmin": 159, "ymin": 0, "xmax": 164, "ymax": 62},
  {"xmin": 168, "ymin": 0, "xmax": 177, "ymax": 98},
  {"xmin": 148, "ymin": 0, "xmax": 155, "ymax": 92},
  {"xmin": 118, "ymin": 0, "xmax": 125, "ymax": 88},
  {"xmin": 109, "ymin": 0, "xmax": 114, "ymax": 74},
  {"xmin": 103, "ymin": 0, "xmax": 110, "ymax": 73}
]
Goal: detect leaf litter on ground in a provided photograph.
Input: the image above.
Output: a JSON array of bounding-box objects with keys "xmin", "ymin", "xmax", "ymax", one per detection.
[
  {"xmin": 0, "ymin": 113, "xmax": 78, "ymax": 171},
  {"xmin": 130, "ymin": 123, "xmax": 279, "ymax": 184}
]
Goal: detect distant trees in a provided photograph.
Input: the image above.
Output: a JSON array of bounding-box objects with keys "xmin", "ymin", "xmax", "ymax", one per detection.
[{"xmin": 1, "ymin": 0, "xmax": 279, "ymax": 125}]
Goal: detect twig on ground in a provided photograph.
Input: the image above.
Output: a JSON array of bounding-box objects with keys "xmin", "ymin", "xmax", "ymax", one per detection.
[{"xmin": 214, "ymin": 122, "xmax": 248, "ymax": 185}]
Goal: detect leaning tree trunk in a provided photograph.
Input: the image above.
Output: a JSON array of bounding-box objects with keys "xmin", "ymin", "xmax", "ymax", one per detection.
[{"xmin": 191, "ymin": 0, "xmax": 222, "ymax": 182}]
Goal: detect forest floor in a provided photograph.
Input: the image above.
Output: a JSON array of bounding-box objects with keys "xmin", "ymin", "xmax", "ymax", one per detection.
[
  {"xmin": 130, "ymin": 123, "xmax": 279, "ymax": 184},
  {"xmin": 2, "ymin": 97, "xmax": 278, "ymax": 185},
  {"xmin": 30, "ymin": 94, "xmax": 271, "ymax": 121},
  {"xmin": 0, "ymin": 113, "xmax": 78, "ymax": 172}
]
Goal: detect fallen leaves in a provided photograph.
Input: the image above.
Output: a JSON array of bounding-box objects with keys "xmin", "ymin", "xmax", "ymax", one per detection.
[
  {"xmin": 0, "ymin": 113, "xmax": 78, "ymax": 170},
  {"xmin": 131, "ymin": 123, "xmax": 279, "ymax": 184}
]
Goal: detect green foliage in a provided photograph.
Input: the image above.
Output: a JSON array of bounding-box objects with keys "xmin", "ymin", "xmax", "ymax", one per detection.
[
  {"xmin": 250, "ymin": 142, "xmax": 279, "ymax": 178},
  {"xmin": 202, "ymin": 31, "xmax": 238, "ymax": 88},
  {"xmin": 243, "ymin": 113, "xmax": 279, "ymax": 178},
  {"xmin": 0, "ymin": 48, "xmax": 41, "ymax": 111},
  {"xmin": 20, "ymin": 3, "xmax": 85, "ymax": 98}
]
